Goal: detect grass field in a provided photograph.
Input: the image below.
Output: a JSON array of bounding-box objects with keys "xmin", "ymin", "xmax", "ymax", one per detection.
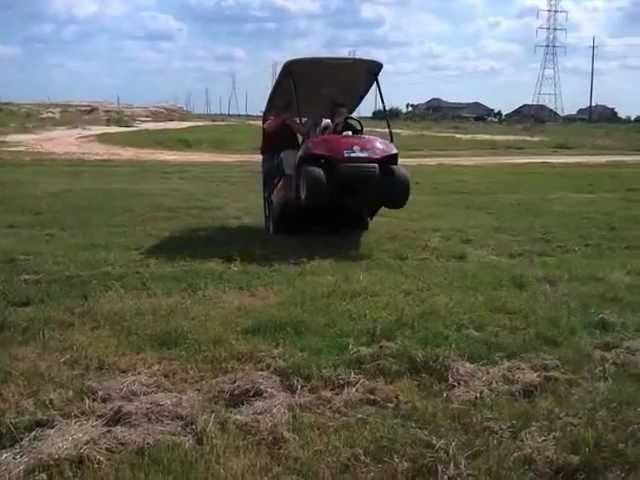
[
  {"xmin": 1, "ymin": 159, "xmax": 640, "ymax": 478},
  {"xmin": 96, "ymin": 121, "xmax": 640, "ymax": 157}
]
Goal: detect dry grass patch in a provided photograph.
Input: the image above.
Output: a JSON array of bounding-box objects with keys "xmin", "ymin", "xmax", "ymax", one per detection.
[
  {"xmin": 510, "ymin": 426, "xmax": 582, "ymax": 479},
  {"xmin": 213, "ymin": 287, "xmax": 279, "ymax": 309},
  {"xmin": 1, "ymin": 366, "xmax": 402, "ymax": 475},
  {"xmin": 593, "ymin": 339, "xmax": 640, "ymax": 381},
  {"xmin": 447, "ymin": 358, "xmax": 565, "ymax": 402},
  {"xmin": 0, "ymin": 369, "xmax": 201, "ymax": 478},
  {"xmin": 210, "ymin": 371, "xmax": 400, "ymax": 444}
]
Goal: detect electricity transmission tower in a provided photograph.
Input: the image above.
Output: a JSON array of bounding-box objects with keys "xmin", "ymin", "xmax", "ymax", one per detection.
[
  {"xmin": 204, "ymin": 88, "xmax": 211, "ymax": 115},
  {"xmin": 227, "ymin": 73, "xmax": 240, "ymax": 115},
  {"xmin": 532, "ymin": 0, "xmax": 568, "ymax": 114}
]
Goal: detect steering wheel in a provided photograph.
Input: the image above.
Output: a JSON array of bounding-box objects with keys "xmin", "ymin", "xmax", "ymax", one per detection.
[{"xmin": 339, "ymin": 116, "xmax": 364, "ymax": 135}]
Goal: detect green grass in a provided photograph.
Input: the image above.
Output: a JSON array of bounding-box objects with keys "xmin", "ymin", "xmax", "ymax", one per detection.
[
  {"xmin": 1, "ymin": 159, "xmax": 640, "ymax": 478},
  {"xmin": 98, "ymin": 124, "xmax": 261, "ymax": 153},
  {"xmin": 96, "ymin": 120, "xmax": 640, "ymax": 158}
]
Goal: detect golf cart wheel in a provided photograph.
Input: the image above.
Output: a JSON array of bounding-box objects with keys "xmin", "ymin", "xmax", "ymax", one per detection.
[
  {"xmin": 299, "ymin": 166, "xmax": 328, "ymax": 208},
  {"xmin": 381, "ymin": 166, "xmax": 410, "ymax": 210},
  {"xmin": 351, "ymin": 214, "xmax": 369, "ymax": 232}
]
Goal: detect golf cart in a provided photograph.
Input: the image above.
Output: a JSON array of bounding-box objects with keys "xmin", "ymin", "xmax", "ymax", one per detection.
[{"xmin": 263, "ymin": 57, "xmax": 410, "ymax": 234}]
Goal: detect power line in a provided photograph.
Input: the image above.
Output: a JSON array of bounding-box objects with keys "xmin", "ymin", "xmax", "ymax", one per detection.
[{"xmin": 532, "ymin": 0, "xmax": 568, "ymax": 114}]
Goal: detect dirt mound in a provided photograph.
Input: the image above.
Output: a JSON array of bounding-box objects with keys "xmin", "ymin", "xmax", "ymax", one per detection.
[
  {"xmin": 0, "ymin": 370, "xmax": 199, "ymax": 478},
  {"xmin": 447, "ymin": 358, "xmax": 564, "ymax": 402}
]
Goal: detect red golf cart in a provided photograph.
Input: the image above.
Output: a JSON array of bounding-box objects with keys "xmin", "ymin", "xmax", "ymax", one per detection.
[{"xmin": 263, "ymin": 57, "xmax": 410, "ymax": 234}]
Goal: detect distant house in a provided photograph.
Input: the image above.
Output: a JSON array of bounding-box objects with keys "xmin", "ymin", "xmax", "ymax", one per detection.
[
  {"xmin": 505, "ymin": 104, "xmax": 561, "ymax": 123},
  {"xmin": 565, "ymin": 104, "xmax": 621, "ymax": 122},
  {"xmin": 408, "ymin": 98, "xmax": 495, "ymax": 120}
]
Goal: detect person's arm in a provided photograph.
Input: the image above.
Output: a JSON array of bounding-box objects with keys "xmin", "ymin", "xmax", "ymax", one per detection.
[{"xmin": 263, "ymin": 115, "xmax": 287, "ymax": 133}]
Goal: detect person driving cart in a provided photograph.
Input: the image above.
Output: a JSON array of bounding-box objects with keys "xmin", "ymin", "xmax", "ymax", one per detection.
[
  {"xmin": 260, "ymin": 113, "xmax": 303, "ymax": 196},
  {"xmin": 330, "ymin": 103, "xmax": 360, "ymax": 135}
]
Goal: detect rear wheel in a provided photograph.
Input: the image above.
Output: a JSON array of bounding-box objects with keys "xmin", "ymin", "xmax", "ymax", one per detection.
[
  {"xmin": 299, "ymin": 166, "xmax": 328, "ymax": 208},
  {"xmin": 381, "ymin": 166, "xmax": 410, "ymax": 210}
]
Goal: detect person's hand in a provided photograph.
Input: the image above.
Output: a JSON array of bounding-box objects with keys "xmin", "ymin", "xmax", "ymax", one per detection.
[{"xmin": 285, "ymin": 117, "xmax": 304, "ymax": 135}]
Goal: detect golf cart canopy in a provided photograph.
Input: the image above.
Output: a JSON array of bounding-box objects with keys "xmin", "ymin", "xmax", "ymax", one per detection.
[{"xmin": 264, "ymin": 57, "xmax": 383, "ymax": 120}]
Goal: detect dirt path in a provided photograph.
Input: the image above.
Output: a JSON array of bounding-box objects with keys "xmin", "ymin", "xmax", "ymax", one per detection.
[
  {"xmin": 2, "ymin": 123, "xmax": 639, "ymax": 165},
  {"xmin": 368, "ymin": 127, "xmax": 545, "ymax": 142},
  {"xmin": 1, "ymin": 122, "xmax": 255, "ymax": 162}
]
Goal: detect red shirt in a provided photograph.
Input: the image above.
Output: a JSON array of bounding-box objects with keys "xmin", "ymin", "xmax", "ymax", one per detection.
[{"xmin": 261, "ymin": 115, "xmax": 300, "ymax": 155}]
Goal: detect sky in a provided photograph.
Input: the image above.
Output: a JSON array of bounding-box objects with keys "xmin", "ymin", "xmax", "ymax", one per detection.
[{"xmin": 1, "ymin": 0, "xmax": 639, "ymax": 116}]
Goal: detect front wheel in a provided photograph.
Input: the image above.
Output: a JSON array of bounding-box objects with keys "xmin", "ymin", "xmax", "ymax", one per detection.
[
  {"xmin": 381, "ymin": 166, "xmax": 410, "ymax": 210},
  {"xmin": 298, "ymin": 166, "xmax": 328, "ymax": 208}
]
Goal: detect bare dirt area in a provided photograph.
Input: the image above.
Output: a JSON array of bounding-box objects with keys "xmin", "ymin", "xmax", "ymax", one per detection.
[
  {"xmin": 0, "ymin": 122, "xmax": 255, "ymax": 163},
  {"xmin": 2, "ymin": 122, "xmax": 640, "ymax": 165}
]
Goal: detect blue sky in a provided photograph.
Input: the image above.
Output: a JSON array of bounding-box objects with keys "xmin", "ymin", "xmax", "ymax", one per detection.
[{"xmin": 1, "ymin": 0, "xmax": 639, "ymax": 115}]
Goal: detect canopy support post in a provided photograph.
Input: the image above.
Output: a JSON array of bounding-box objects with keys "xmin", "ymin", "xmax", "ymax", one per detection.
[
  {"xmin": 289, "ymin": 74, "xmax": 303, "ymax": 125},
  {"xmin": 375, "ymin": 78, "xmax": 394, "ymax": 144}
]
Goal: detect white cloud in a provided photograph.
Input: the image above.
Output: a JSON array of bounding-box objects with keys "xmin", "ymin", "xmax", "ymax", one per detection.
[
  {"xmin": 49, "ymin": 0, "xmax": 156, "ymax": 19},
  {"xmin": 135, "ymin": 12, "xmax": 187, "ymax": 40},
  {"xmin": 187, "ymin": 0, "xmax": 322, "ymax": 13},
  {"xmin": 0, "ymin": 44, "xmax": 21, "ymax": 59}
]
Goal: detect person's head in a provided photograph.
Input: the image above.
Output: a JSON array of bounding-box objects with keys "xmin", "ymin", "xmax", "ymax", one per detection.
[{"xmin": 330, "ymin": 103, "xmax": 348, "ymax": 123}]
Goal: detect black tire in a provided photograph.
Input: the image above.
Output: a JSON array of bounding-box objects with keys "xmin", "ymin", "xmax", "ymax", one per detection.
[
  {"xmin": 299, "ymin": 166, "xmax": 328, "ymax": 208},
  {"xmin": 381, "ymin": 166, "xmax": 410, "ymax": 210},
  {"xmin": 351, "ymin": 214, "xmax": 369, "ymax": 232}
]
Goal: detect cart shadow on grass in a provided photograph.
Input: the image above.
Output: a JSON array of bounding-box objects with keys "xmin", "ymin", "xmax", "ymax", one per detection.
[{"xmin": 144, "ymin": 225, "xmax": 366, "ymax": 265}]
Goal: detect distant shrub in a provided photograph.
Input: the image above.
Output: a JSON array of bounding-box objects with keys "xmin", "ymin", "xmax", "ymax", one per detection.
[
  {"xmin": 106, "ymin": 111, "xmax": 134, "ymax": 128},
  {"xmin": 634, "ymin": 116, "xmax": 640, "ymax": 123},
  {"xmin": 372, "ymin": 107, "xmax": 403, "ymax": 120}
]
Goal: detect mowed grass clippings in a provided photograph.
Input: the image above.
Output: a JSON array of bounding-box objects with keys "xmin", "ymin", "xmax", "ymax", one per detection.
[{"xmin": 1, "ymin": 159, "xmax": 640, "ymax": 478}]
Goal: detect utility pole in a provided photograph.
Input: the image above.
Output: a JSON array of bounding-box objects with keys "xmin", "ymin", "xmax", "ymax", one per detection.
[
  {"xmin": 532, "ymin": 0, "xmax": 568, "ymax": 114},
  {"xmin": 245, "ymin": 91, "xmax": 248, "ymax": 115},
  {"xmin": 205, "ymin": 87, "xmax": 211, "ymax": 115},
  {"xmin": 589, "ymin": 36, "xmax": 597, "ymax": 122},
  {"xmin": 219, "ymin": 96, "xmax": 223, "ymax": 115}
]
